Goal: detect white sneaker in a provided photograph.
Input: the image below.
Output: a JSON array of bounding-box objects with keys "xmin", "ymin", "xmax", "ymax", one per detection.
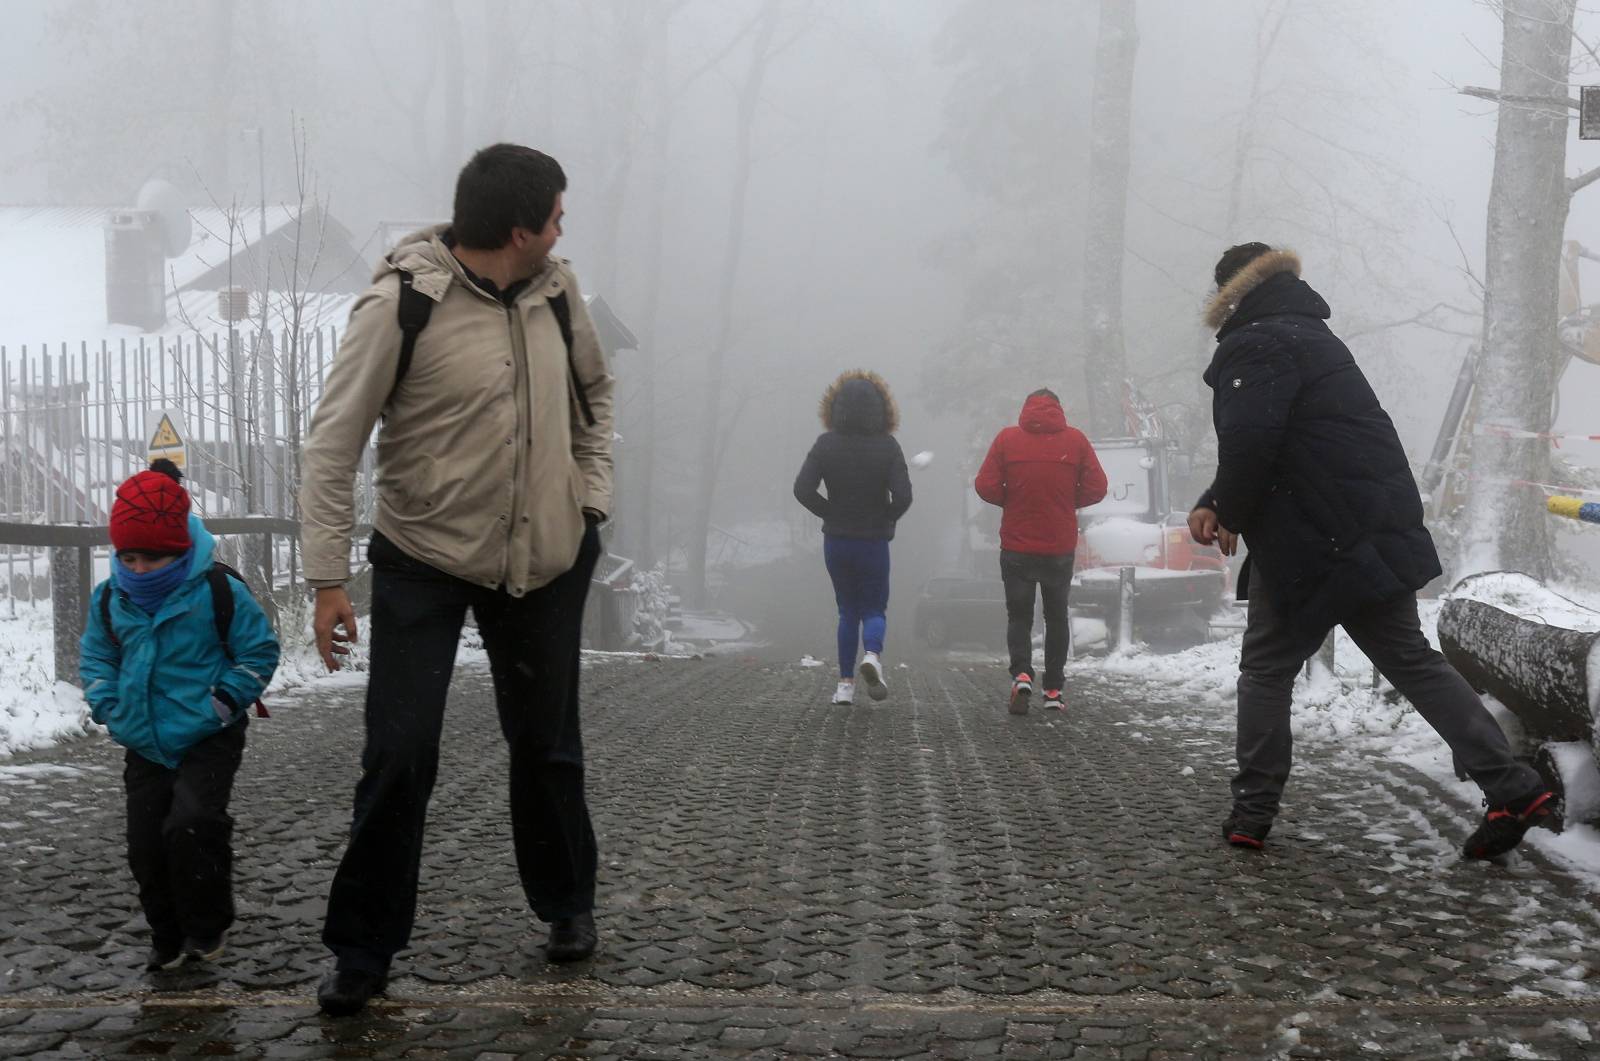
[
  {"xmin": 832, "ymin": 680, "xmax": 856, "ymax": 705},
  {"xmin": 859, "ymin": 653, "xmax": 889, "ymax": 701}
]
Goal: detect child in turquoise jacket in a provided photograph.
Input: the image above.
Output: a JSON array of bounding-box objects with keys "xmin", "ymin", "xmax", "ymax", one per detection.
[{"xmin": 79, "ymin": 460, "xmax": 280, "ymax": 971}]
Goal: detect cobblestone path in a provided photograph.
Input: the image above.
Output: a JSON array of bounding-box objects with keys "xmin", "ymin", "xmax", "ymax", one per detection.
[{"xmin": 1, "ymin": 656, "xmax": 1597, "ymax": 1058}]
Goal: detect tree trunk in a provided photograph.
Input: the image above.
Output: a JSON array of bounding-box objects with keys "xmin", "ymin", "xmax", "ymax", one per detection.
[
  {"xmin": 1081, "ymin": 0, "xmax": 1138, "ymax": 438},
  {"xmin": 1461, "ymin": 0, "xmax": 1576, "ymax": 579},
  {"xmin": 685, "ymin": 2, "xmax": 781, "ymax": 609}
]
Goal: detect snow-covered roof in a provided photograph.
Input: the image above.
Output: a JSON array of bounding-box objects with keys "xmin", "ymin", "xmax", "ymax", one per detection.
[{"xmin": 0, "ymin": 204, "xmax": 368, "ymax": 345}]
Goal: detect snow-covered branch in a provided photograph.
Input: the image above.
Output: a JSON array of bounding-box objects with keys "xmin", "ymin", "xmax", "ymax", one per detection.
[
  {"xmin": 1459, "ymin": 84, "xmax": 1581, "ymax": 109},
  {"xmin": 1568, "ymin": 164, "xmax": 1600, "ymax": 196}
]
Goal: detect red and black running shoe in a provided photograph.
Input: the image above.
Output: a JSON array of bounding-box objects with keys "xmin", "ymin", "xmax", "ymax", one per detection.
[
  {"xmin": 1008, "ymin": 673, "xmax": 1033, "ymax": 716},
  {"xmin": 1222, "ymin": 816, "xmax": 1270, "ymax": 849},
  {"xmin": 1463, "ymin": 789, "xmax": 1557, "ymax": 860}
]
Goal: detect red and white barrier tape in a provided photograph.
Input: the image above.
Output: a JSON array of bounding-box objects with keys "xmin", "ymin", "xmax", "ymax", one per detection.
[{"xmin": 1472, "ymin": 423, "xmax": 1600, "ymax": 444}]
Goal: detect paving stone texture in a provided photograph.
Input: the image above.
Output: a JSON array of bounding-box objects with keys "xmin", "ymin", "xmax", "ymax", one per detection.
[{"xmin": 1, "ymin": 656, "xmax": 1597, "ymax": 1058}]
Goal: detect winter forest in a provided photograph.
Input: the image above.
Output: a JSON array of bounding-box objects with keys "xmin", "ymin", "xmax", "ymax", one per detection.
[{"xmin": 6, "ymin": 1, "xmax": 1600, "ymax": 1050}]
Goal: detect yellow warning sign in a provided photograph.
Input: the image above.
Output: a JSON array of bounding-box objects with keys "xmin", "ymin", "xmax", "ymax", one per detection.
[
  {"xmin": 146, "ymin": 410, "xmax": 187, "ymax": 470},
  {"xmin": 149, "ymin": 415, "xmax": 182, "ymax": 450}
]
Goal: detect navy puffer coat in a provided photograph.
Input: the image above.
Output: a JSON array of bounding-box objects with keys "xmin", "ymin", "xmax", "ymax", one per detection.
[
  {"xmin": 1197, "ymin": 251, "xmax": 1440, "ymax": 634},
  {"xmin": 793, "ymin": 371, "xmax": 913, "ymax": 540}
]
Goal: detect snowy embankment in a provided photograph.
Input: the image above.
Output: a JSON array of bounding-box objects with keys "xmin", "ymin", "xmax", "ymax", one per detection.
[
  {"xmin": 1079, "ymin": 573, "xmax": 1600, "ymax": 880},
  {"xmin": 0, "ymin": 578, "xmax": 680, "ymax": 760},
  {"xmin": 0, "ymin": 600, "xmax": 385, "ymax": 758}
]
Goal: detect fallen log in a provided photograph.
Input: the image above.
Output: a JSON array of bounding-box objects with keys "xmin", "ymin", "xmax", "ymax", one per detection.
[
  {"xmin": 1438, "ymin": 597, "xmax": 1600, "ymax": 827},
  {"xmin": 1437, "ymin": 598, "xmax": 1598, "ymax": 745}
]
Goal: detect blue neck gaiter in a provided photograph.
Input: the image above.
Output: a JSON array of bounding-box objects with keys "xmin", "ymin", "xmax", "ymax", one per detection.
[{"xmin": 114, "ymin": 549, "xmax": 195, "ymax": 615}]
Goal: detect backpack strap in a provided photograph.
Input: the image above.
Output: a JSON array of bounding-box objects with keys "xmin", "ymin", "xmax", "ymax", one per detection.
[
  {"xmin": 391, "ymin": 269, "xmax": 435, "ymax": 401},
  {"xmin": 549, "ymin": 292, "xmax": 597, "ymax": 429},
  {"xmin": 206, "ymin": 563, "xmax": 240, "ymax": 660},
  {"xmin": 207, "ymin": 561, "xmax": 270, "ymax": 718}
]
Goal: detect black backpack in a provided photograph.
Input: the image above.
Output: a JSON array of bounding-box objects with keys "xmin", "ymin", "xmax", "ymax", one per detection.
[
  {"xmin": 97, "ymin": 561, "xmax": 269, "ymax": 718},
  {"xmin": 393, "ymin": 269, "xmax": 596, "ymax": 427}
]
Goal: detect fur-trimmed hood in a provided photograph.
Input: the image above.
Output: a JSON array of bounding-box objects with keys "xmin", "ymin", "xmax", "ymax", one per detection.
[
  {"xmin": 1204, "ymin": 249, "xmax": 1302, "ymax": 332},
  {"xmin": 819, "ymin": 370, "xmax": 899, "ymax": 435}
]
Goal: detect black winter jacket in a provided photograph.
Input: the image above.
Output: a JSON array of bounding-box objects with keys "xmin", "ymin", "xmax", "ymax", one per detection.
[
  {"xmin": 1198, "ymin": 254, "xmax": 1440, "ymax": 633},
  {"xmin": 794, "ymin": 372, "xmax": 913, "ymax": 540}
]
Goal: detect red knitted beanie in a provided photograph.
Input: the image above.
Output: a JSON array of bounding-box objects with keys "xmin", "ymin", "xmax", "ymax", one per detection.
[{"xmin": 110, "ymin": 461, "xmax": 192, "ymax": 554}]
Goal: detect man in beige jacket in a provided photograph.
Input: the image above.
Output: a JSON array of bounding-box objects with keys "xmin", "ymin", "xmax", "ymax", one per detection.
[{"xmin": 299, "ymin": 144, "xmax": 615, "ymax": 1016}]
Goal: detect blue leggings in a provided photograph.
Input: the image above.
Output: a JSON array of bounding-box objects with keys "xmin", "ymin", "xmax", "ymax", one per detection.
[{"xmin": 823, "ymin": 536, "xmax": 890, "ymax": 678}]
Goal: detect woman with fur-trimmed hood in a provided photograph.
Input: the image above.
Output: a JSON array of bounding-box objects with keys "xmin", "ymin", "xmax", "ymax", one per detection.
[{"xmin": 794, "ymin": 371, "xmax": 913, "ymax": 705}]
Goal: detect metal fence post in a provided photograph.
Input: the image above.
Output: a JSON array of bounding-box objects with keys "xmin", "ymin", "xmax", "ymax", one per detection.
[
  {"xmin": 1115, "ymin": 565, "xmax": 1136, "ymax": 652},
  {"xmin": 50, "ymin": 543, "xmax": 91, "ymax": 685},
  {"xmin": 1306, "ymin": 630, "xmax": 1336, "ymax": 681}
]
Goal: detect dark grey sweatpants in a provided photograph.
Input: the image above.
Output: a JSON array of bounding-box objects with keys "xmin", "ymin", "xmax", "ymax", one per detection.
[{"xmin": 1232, "ymin": 587, "xmax": 1542, "ymax": 825}]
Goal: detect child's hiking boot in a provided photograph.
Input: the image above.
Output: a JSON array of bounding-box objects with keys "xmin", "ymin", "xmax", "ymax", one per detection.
[
  {"xmin": 1222, "ymin": 815, "xmax": 1271, "ymax": 849},
  {"xmin": 859, "ymin": 652, "xmax": 889, "ymax": 701},
  {"xmin": 146, "ymin": 939, "xmax": 185, "ymax": 972},
  {"xmin": 1463, "ymin": 788, "xmax": 1557, "ymax": 860},
  {"xmin": 183, "ymin": 931, "xmax": 227, "ymax": 963},
  {"xmin": 1042, "ymin": 689, "xmax": 1065, "ymax": 711},
  {"xmin": 832, "ymin": 680, "xmax": 856, "ymax": 705},
  {"xmin": 1008, "ymin": 673, "xmax": 1033, "ymax": 715}
]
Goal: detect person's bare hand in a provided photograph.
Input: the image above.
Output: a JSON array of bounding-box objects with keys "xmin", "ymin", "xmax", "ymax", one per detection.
[
  {"xmin": 314, "ymin": 587, "xmax": 359, "ymax": 672},
  {"xmin": 1217, "ymin": 526, "xmax": 1240, "ymax": 557},
  {"xmin": 1188, "ymin": 506, "xmax": 1220, "ymax": 546}
]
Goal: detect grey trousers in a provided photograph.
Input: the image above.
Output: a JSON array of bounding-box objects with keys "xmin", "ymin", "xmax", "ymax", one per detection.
[{"xmin": 1232, "ymin": 587, "xmax": 1542, "ymax": 825}]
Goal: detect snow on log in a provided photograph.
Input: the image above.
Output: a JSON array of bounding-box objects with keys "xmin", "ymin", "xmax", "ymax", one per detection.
[
  {"xmin": 1437, "ymin": 599, "xmax": 1599, "ymax": 744},
  {"xmin": 1534, "ymin": 742, "xmax": 1600, "ymax": 825}
]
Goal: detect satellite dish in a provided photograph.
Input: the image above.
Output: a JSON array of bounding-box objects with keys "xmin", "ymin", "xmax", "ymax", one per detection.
[{"xmin": 136, "ymin": 179, "xmax": 192, "ymax": 257}]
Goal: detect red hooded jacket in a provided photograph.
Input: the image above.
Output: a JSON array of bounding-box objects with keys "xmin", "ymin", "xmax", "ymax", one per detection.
[{"xmin": 974, "ymin": 394, "xmax": 1108, "ymax": 555}]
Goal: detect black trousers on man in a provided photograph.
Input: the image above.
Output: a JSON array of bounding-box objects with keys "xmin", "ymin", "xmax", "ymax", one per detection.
[
  {"xmin": 1000, "ymin": 550, "xmax": 1075, "ymax": 690},
  {"xmin": 1233, "ymin": 583, "xmax": 1543, "ymax": 827},
  {"xmin": 322, "ymin": 527, "xmax": 602, "ymax": 974},
  {"xmin": 124, "ymin": 721, "xmax": 247, "ymax": 948}
]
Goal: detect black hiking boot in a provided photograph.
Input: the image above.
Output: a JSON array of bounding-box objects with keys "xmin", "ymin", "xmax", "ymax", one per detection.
[
  {"xmin": 1222, "ymin": 815, "xmax": 1271, "ymax": 849},
  {"xmin": 546, "ymin": 911, "xmax": 598, "ymax": 963},
  {"xmin": 318, "ymin": 967, "xmax": 388, "ymax": 1017},
  {"xmin": 1463, "ymin": 789, "xmax": 1557, "ymax": 861}
]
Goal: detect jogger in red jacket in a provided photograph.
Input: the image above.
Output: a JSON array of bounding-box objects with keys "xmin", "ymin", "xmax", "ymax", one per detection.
[{"xmin": 975, "ymin": 389, "xmax": 1108, "ymax": 713}]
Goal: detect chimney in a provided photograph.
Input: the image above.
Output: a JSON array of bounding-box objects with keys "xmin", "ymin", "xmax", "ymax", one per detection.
[
  {"xmin": 105, "ymin": 210, "xmax": 166, "ymax": 329},
  {"xmin": 219, "ymin": 286, "xmax": 251, "ymax": 322}
]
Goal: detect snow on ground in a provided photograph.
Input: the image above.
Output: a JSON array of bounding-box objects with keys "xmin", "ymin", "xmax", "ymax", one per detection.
[
  {"xmin": 0, "ymin": 592, "xmax": 692, "ymax": 761},
  {"xmin": 1077, "ymin": 576, "xmax": 1600, "ymax": 884},
  {"xmin": 0, "ymin": 601, "xmax": 88, "ymax": 758}
]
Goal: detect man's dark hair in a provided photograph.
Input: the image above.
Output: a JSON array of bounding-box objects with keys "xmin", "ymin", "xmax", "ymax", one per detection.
[
  {"xmin": 1029, "ymin": 387, "xmax": 1059, "ymax": 402},
  {"xmin": 451, "ymin": 144, "xmax": 567, "ymax": 250},
  {"xmin": 1214, "ymin": 242, "xmax": 1273, "ymax": 289}
]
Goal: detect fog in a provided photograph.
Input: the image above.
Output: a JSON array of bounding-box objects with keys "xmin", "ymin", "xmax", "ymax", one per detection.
[{"xmin": 4, "ymin": 0, "xmax": 1597, "ymax": 657}]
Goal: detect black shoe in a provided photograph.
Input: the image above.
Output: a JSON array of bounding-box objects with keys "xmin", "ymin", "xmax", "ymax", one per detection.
[
  {"xmin": 545, "ymin": 912, "xmax": 597, "ymax": 963},
  {"xmin": 1222, "ymin": 816, "xmax": 1270, "ymax": 849},
  {"xmin": 317, "ymin": 967, "xmax": 388, "ymax": 1017},
  {"xmin": 1463, "ymin": 789, "xmax": 1557, "ymax": 860},
  {"xmin": 183, "ymin": 931, "xmax": 226, "ymax": 963},
  {"xmin": 145, "ymin": 940, "xmax": 185, "ymax": 972}
]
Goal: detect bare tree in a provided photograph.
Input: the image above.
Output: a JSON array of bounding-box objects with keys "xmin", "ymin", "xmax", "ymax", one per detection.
[
  {"xmin": 1082, "ymin": 0, "xmax": 1139, "ymax": 437},
  {"xmin": 1459, "ymin": 0, "xmax": 1582, "ymax": 579},
  {"xmin": 684, "ymin": 0, "xmax": 786, "ymax": 609}
]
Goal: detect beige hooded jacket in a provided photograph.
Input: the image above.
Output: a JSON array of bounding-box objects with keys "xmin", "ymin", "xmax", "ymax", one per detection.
[{"xmin": 298, "ymin": 225, "xmax": 615, "ymax": 596}]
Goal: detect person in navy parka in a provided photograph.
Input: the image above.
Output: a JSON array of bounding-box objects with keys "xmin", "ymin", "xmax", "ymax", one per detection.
[{"xmin": 80, "ymin": 460, "xmax": 279, "ymax": 972}]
